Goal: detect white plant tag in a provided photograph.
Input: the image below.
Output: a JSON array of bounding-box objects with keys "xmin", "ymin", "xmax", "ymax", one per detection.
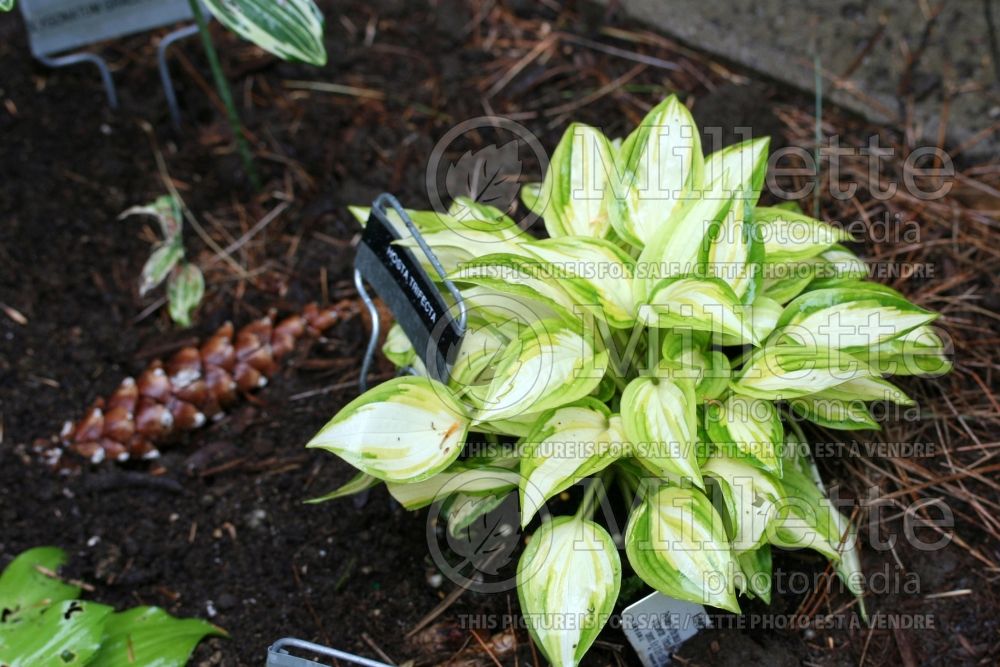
[{"xmin": 621, "ymin": 592, "xmax": 710, "ymax": 667}]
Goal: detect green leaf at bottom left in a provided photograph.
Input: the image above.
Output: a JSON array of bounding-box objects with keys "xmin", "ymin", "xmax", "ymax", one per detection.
[
  {"xmin": 90, "ymin": 606, "xmax": 227, "ymax": 667},
  {"xmin": 0, "ymin": 600, "xmax": 112, "ymax": 666}
]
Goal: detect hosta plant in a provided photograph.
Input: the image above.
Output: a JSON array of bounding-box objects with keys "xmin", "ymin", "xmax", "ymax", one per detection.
[
  {"xmin": 0, "ymin": 546, "xmax": 224, "ymax": 665},
  {"xmin": 307, "ymin": 96, "xmax": 951, "ymax": 667}
]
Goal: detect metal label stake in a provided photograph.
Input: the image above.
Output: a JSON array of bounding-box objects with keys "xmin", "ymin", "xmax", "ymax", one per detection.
[
  {"xmin": 18, "ymin": 0, "xmax": 201, "ymax": 123},
  {"xmin": 267, "ymin": 637, "xmax": 394, "ymax": 667},
  {"xmin": 354, "ymin": 193, "xmax": 466, "ymax": 392}
]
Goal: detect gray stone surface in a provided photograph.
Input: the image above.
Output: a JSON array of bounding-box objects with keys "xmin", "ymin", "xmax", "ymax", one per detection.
[{"xmin": 602, "ymin": 0, "xmax": 1000, "ymax": 157}]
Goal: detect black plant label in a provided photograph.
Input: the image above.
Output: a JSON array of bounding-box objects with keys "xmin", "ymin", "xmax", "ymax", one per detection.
[{"xmin": 356, "ymin": 206, "xmax": 462, "ymax": 381}]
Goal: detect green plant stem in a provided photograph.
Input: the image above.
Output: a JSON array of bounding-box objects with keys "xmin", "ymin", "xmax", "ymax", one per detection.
[
  {"xmin": 575, "ymin": 469, "xmax": 613, "ymax": 521},
  {"xmin": 187, "ymin": 0, "xmax": 260, "ymax": 190}
]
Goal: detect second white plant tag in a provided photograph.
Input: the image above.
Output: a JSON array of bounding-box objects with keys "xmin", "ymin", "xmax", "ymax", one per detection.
[{"xmin": 621, "ymin": 592, "xmax": 710, "ymax": 667}]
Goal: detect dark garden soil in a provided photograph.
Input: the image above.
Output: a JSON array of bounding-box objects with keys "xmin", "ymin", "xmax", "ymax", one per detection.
[{"xmin": 1, "ymin": 1, "xmax": 998, "ymax": 666}]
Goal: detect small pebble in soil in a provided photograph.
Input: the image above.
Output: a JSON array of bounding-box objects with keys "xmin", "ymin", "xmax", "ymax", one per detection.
[
  {"xmin": 803, "ymin": 628, "xmax": 816, "ymax": 640},
  {"xmin": 246, "ymin": 509, "xmax": 268, "ymax": 530},
  {"xmin": 86, "ymin": 535, "xmax": 100, "ymax": 547},
  {"xmin": 205, "ymin": 600, "xmax": 217, "ymax": 618},
  {"xmin": 427, "ymin": 572, "xmax": 443, "ymax": 589}
]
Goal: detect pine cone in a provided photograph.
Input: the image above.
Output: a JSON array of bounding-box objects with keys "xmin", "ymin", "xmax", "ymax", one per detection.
[{"xmin": 37, "ymin": 300, "xmax": 358, "ymax": 471}]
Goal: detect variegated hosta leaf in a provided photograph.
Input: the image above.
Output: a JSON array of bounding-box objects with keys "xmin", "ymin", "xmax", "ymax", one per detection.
[
  {"xmin": 306, "ymin": 377, "xmax": 469, "ymax": 482},
  {"xmin": 395, "ymin": 206, "xmax": 526, "ymax": 275},
  {"xmin": 445, "ymin": 491, "xmax": 512, "ymax": 538},
  {"xmin": 139, "ymin": 242, "xmax": 184, "ymax": 296},
  {"xmin": 633, "ymin": 182, "xmax": 732, "ymax": 302},
  {"xmin": 702, "ymin": 137, "xmax": 770, "ymax": 205},
  {"xmin": 760, "ymin": 258, "xmax": 816, "ymax": 304},
  {"xmin": 608, "ymin": 96, "xmax": 703, "ymax": 248},
  {"xmin": 702, "ymin": 454, "xmax": 783, "ymax": 551},
  {"xmin": 786, "ymin": 350, "xmax": 912, "ymax": 429},
  {"xmin": 735, "ymin": 545, "xmax": 772, "ymax": 603},
  {"xmin": 659, "ymin": 330, "xmax": 731, "ymax": 401},
  {"xmin": 166, "ymin": 262, "xmax": 205, "ymax": 328},
  {"xmin": 714, "ymin": 294, "xmax": 782, "ymax": 347},
  {"xmin": 447, "ymin": 318, "xmax": 510, "ymax": 397},
  {"xmin": 383, "ymin": 322, "xmax": 418, "ymax": 369},
  {"xmin": 447, "ymin": 196, "xmax": 517, "ymax": 226},
  {"xmin": 732, "ymin": 344, "xmax": 873, "ymax": 400},
  {"xmin": 306, "ymin": 472, "xmax": 379, "ymax": 504},
  {"xmin": 203, "ymin": 0, "xmax": 327, "ymax": 66},
  {"xmin": 704, "ymin": 394, "xmax": 784, "ymax": 475},
  {"xmin": 474, "ymin": 410, "xmax": 546, "ymax": 439},
  {"xmin": 641, "ymin": 277, "xmax": 757, "ymax": 345},
  {"xmin": 120, "ymin": 194, "xmax": 183, "ymax": 242},
  {"xmin": 518, "ymin": 517, "xmax": 621, "ymax": 667},
  {"xmin": 774, "ymin": 287, "xmax": 936, "ymax": 350},
  {"xmin": 808, "ymin": 375, "xmax": 912, "ymax": 404},
  {"xmin": 856, "ymin": 324, "xmax": 952, "ymax": 377},
  {"xmin": 539, "ymin": 123, "xmax": 615, "ymax": 239},
  {"xmin": 814, "ymin": 245, "xmax": 869, "ymax": 281},
  {"xmin": 789, "ymin": 396, "xmax": 879, "ymax": 431},
  {"xmin": 620, "ymin": 375, "xmax": 701, "ymax": 488},
  {"xmin": 625, "ymin": 485, "xmax": 740, "ymax": 612},
  {"xmin": 762, "ymin": 245, "xmax": 868, "ymax": 305},
  {"xmin": 769, "ymin": 465, "xmax": 865, "ymax": 608},
  {"xmin": 451, "ymin": 255, "xmax": 579, "ymax": 324},
  {"xmin": 387, "ymin": 462, "xmax": 521, "ymax": 510},
  {"xmin": 519, "ymin": 401, "xmax": 624, "ymax": 525},
  {"xmin": 476, "ymin": 320, "xmax": 607, "ymax": 422},
  {"xmin": 700, "ymin": 197, "xmax": 763, "ymax": 302},
  {"xmin": 754, "ymin": 206, "xmax": 849, "ymax": 262},
  {"xmin": 521, "ymin": 237, "xmax": 637, "ymax": 328}
]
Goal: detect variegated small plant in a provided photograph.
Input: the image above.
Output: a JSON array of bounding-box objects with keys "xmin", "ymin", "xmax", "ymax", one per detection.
[
  {"xmin": 120, "ymin": 194, "xmax": 205, "ymax": 327},
  {"xmin": 202, "ymin": 0, "xmax": 327, "ymax": 66},
  {"xmin": 307, "ymin": 96, "xmax": 951, "ymax": 667}
]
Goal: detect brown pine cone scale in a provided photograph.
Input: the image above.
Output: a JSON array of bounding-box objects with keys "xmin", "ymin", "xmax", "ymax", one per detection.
[{"xmin": 37, "ymin": 300, "xmax": 358, "ymax": 472}]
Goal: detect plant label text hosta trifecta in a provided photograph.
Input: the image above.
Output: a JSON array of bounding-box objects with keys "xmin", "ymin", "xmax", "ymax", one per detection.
[
  {"xmin": 355, "ymin": 203, "xmax": 464, "ymax": 381},
  {"xmin": 308, "ymin": 95, "xmax": 953, "ymax": 667}
]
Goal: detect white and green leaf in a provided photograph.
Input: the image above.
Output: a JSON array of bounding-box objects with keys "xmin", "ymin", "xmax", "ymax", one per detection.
[
  {"xmin": 774, "ymin": 287, "xmax": 937, "ymax": 349},
  {"xmin": 625, "ymin": 485, "xmax": 740, "ymax": 612},
  {"xmin": 620, "ymin": 375, "xmax": 701, "ymax": 488},
  {"xmin": 518, "ymin": 517, "xmax": 621, "ymax": 667},
  {"xmin": 306, "ymin": 377, "xmax": 469, "ymax": 482},
  {"xmin": 704, "ymin": 394, "xmax": 784, "ymax": 475},
  {"xmin": 755, "ymin": 207, "xmax": 849, "ymax": 262},
  {"xmin": 476, "ymin": 320, "xmax": 607, "ymax": 422},
  {"xmin": 641, "ymin": 277, "xmax": 757, "ymax": 345},
  {"xmin": 733, "ymin": 344, "xmax": 874, "ymax": 400},
  {"xmin": 519, "ymin": 401, "xmax": 624, "ymax": 525},
  {"xmin": 539, "ymin": 123, "xmax": 616, "ymax": 239},
  {"xmin": 521, "ymin": 236, "xmax": 637, "ymax": 328},
  {"xmin": 203, "ymin": 0, "xmax": 327, "ymax": 66},
  {"xmin": 607, "ymin": 96, "xmax": 703, "ymax": 248},
  {"xmin": 166, "ymin": 262, "xmax": 204, "ymax": 328}
]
